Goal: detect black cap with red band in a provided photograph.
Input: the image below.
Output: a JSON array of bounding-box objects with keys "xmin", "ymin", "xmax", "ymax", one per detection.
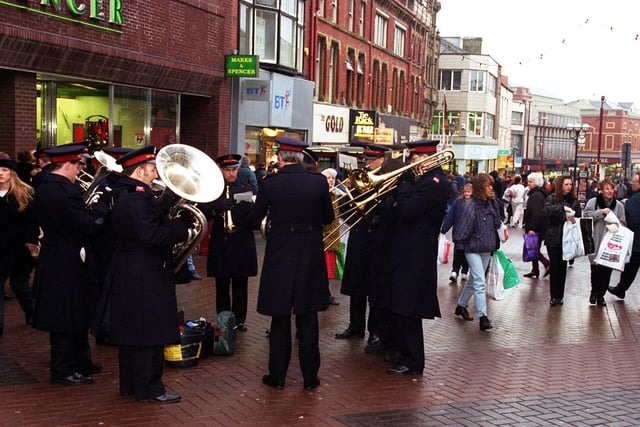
[
  {"xmin": 405, "ymin": 139, "xmax": 439, "ymax": 155},
  {"xmin": 116, "ymin": 145, "xmax": 157, "ymax": 168}
]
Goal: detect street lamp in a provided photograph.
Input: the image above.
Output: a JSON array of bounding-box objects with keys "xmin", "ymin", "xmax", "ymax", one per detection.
[{"xmin": 567, "ymin": 123, "xmax": 591, "ymax": 184}]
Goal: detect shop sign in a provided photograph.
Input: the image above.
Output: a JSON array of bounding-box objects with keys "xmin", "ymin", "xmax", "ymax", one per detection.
[
  {"xmin": 242, "ymin": 80, "xmax": 270, "ymax": 102},
  {"xmin": 312, "ymin": 104, "xmax": 349, "ymax": 144},
  {"xmin": 349, "ymin": 109, "xmax": 375, "ymax": 144},
  {"xmin": 3, "ymin": 0, "xmax": 124, "ymax": 32},
  {"xmin": 374, "ymin": 127, "xmax": 394, "ymax": 144},
  {"xmin": 225, "ymin": 55, "xmax": 259, "ymax": 77}
]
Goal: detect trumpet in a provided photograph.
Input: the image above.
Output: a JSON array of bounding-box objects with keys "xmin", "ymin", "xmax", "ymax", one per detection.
[
  {"xmin": 223, "ymin": 185, "xmax": 237, "ymax": 233},
  {"xmin": 323, "ymin": 149, "xmax": 454, "ymax": 250}
]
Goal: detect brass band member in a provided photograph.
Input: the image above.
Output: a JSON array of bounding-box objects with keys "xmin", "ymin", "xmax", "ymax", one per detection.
[{"xmin": 249, "ymin": 136, "xmax": 334, "ymax": 390}]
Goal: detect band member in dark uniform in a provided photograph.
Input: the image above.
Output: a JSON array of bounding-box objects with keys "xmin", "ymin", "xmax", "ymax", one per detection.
[
  {"xmin": 202, "ymin": 154, "xmax": 257, "ymax": 331},
  {"xmin": 387, "ymin": 140, "xmax": 447, "ymax": 375},
  {"xmin": 335, "ymin": 144, "xmax": 391, "ymax": 344},
  {"xmin": 249, "ymin": 136, "xmax": 334, "ymax": 390},
  {"xmin": 30, "ymin": 148, "xmax": 52, "ymax": 188},
  {"xmin": 103, "ymin": 145, "xmax": 189, "ymax": 403},
  {"xmin": 29, "ymin": 143, "xmax": 109, "ymax": 385}
]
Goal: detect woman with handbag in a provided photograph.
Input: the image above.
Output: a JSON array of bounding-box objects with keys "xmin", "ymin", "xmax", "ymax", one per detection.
[
  {"xmin": 453, "ymin": 173, "xmax": 503, "ymax": 331},
  {"xmin": 542, "ymin": 175, "xmax": 581, "ymax": 306},
  {"xmin": 522, "ymin": 172, "xmax": 550, "ymax": 278},
  {"xmin": 583, "ymin": 178, "xmax": 626, "ymax": 306}
]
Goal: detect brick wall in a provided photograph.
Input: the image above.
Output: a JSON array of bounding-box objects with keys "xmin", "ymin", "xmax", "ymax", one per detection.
[{"xmin": 0, "ymin": 71, "xmax": 36, "ymax": 157}]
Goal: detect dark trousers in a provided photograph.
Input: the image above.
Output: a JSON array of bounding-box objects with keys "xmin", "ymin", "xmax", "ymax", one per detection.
[
  {"xmin": 215, "ymin": 276, "xmax": 248, "ymax": 324},
  {"xmin": 547, "ymin": 245, "xmax": 568, "ymax": 300},
  {"xmin": 0, "ymin": 272, "xmax": 34, "ymax": 328},
  {"xmin": 393, "ymin": 314, "xmax": 424, "ymax": 373},
  {"xmin": 373, "ymin": 307, "xmax": 397, "ymax": 353},
  {"xmin": 49, "ymin": 331, "xmax": 93, "ymax": 378},
  {"xmin": 618, "ymin": 252, "xmax": 640, "ymax": 292},
  {"xmin": 451, "ymin": 248, "xmax": 469, "ymax": 275},
  {"xmin": 268, "ymin": 312, "xmax": 320, "ymax": 385},
  {"xmin": 348, "ymin": 294, "xmax": 377, "ymax": 335},
  {"xmin": 118, "ymin": 345, "xmax": 165, "ymax": 400},
  {"xmin": 590, "ymin": 264, "xmax": 613, "ymax": 297}
]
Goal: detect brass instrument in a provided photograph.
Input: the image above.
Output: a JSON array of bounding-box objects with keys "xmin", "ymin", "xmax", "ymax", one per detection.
[
  {"xmin": 223, "ymin": 185, "xmax": 237, "ymax": 233},
  {"xmin": 82, "ymin": 151, "xmax": 123, "ymax": 206},
  {"xmin": 155, "ymin": 144, "xmax": 225, "ymax": 273},
  {"xmin": 323, "ymin": 149, "xmax": 454, "ymax": 250}
]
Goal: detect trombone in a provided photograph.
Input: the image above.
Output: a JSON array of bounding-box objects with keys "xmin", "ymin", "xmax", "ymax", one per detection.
[{"xmin": 323, "ymin": 149, "xmax": 454, "ymax": 250}]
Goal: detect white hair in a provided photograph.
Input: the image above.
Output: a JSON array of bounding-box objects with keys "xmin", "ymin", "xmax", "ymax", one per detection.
[
  {"xmin": 528, "ymin": 172, "xmax": 544, "ymax": 187},
  {"xmin": 321, "ymin": 168, "xmax": 337, "ymax": 178}
]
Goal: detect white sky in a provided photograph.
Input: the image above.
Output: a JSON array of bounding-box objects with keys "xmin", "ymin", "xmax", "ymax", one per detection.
[{"xmin": 436, "ymin": 0, "xmax": 640, "ymax": 105}]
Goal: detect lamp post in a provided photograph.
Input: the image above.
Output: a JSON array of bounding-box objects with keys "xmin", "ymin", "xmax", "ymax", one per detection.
[{"xmin": 567, "ymin": 123, "xmax": 591, "ymax": 184}]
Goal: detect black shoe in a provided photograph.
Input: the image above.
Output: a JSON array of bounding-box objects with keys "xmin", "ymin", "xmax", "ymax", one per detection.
[
  {"xmin": 596, "ymin": 296, "xmax": 606, "ymax": 307},
  {"xmin": 523, "ymin": 271, "xmax": 539, "ymax": 279},
  {"xmin": 367, "ymin": 334, "xmax": 381, "ymax": 346},
  {"xmin": 608, "ymin": 286, "xmax": 626, "ymax": 299},
  {"xmin": 303, "ymin": 378, "xmax": 320, "ymax": 390},
  {"xmin": 589, "ymin": 292, "xmax": 597, "ymax": 305},
  {"xmin": 328, "ymin": 295, "xmax": 340, "ymax": 306},
  {"xmin": 262, "ymin": 374, "xmax": 284, "ymax": 390},
  {"xmin": 80, "ymin": 363, "xmax": 102, "ymax": 376},
  {"xmin": 139, "ymin": 393, "xmax": 181, "ymax": 403},
  {"xmin": 386, "ymin": 364, "xmax": 423, "ymax": 375},
  {"xmin": 235, "ymin": 323, "xmax": 247, "ymax": 332},
  {"xmin": 479, "ymin": 316, "xmax": 493, "ymax": 331},
  {"xmin": 455, "ymin": 305, "xmax": 473, "ymax": 321},
  {"xmin": 335, "ymin": 328, "xmax": 365, "ymax": 339},
  {"xmin": 52, "ymin": 372, "xmax": 94, "ymax": 385},
  {"xmin": 190, "ymin": 271, "xmax": 202, "ymax": 281},
  {"xmin": 550, "ymin": 298, "xmax": 564, "ymax": 306}
]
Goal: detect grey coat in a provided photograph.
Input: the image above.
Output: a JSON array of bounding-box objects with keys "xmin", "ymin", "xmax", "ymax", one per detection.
[{"xmin": 583, "ymin": 195, "xmax": 626, "ymax": 263}]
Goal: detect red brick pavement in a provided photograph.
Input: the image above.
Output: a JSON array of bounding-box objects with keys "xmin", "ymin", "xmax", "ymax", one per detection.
[{"xmin": 1, "ymin": 230, "xmax": 640, "ymax": 426}]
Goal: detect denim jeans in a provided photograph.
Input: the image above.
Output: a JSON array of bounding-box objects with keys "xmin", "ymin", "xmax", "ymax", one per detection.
[{"xmin": 457, "ymin": 252, "xmax": 492, "ymax": 317}]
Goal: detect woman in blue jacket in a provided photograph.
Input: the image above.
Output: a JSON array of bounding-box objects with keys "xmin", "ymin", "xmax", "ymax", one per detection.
[
  {"xmin": 453, "ymin": 173, "xmax": 503, "ymax": 331},
  {"xmin": 441, "ymin": 183, "xmax": 472, "ymax": 284}
]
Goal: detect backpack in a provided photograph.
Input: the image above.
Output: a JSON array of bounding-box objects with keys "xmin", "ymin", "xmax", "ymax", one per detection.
[{"xmin": 213, "ymin": 311, "xmax": 236, "ymax": 355}]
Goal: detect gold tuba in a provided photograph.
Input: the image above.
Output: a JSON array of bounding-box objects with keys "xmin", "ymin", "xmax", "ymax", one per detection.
[{"xmin": 155, "ymin": 144, "xmax": 225, "ymax": 273}]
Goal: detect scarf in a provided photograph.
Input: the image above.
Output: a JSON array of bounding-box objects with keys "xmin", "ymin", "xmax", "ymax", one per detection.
[{"xmin": 596, "ymin": 193, "xmax": 616, "ymax": 210}]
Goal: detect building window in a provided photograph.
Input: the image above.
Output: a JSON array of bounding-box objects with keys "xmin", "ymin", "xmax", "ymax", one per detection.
[
  {"xmin": 359, "ymin": 1, "xmax": 365, "ymax": 37},
  {"xmin": 468, "ymin": 112, "xmax": 483, "ymax": 136},
  {"xmin": 331, "ymin": 0, "xmax": 337, "ymax": 23},
  {"xmin": 316, "ymin": 36, "xmax": 327, "ymax": 101},
  {"xmin": 348, "ymin": 0, "xmax": 354, "ymax": 32},
  {"xmin": 374, "ymin": 12, "xmax": 387, "ymax": 48},
  {"xmin": 470, "ymin": 70, "xmax": 485, "ymax": 92},
  {"xmin": 239, "ymin": 0, "xmax": 305, "ymax": 72},
  {"xmin": 357, "ymin": 53, "xmax": 365, "ymax": 107},
  {"xmin": 372, "ymin": 59, "xmax": 380, "ymax": 109},
  {"xmin": 487, "ymin": 73, "xmax": 497, "ymax": 95},
  {"xmin": 485, "ymin": 113, "xmax": 494, "ymax": 138},
  {"xmin": 399, "ymin": 70, "xmax": 405, "ymax": 114},
  {"xmin": 438, "ymin": 69, "xmax": 462, "ymax": 91},
  {"xmin": 329, "ymin": 41, "xmax": 340, "ymax": 103},
  {"xmin": 381, "ymin": 62, "xmax": 388, "ymax": 111},
  {"xmin": 511, "ymin": 111, "xmax": 523, "ymax": 126},
  {"xmin": 346, "ymin": 48, "xmax": 355, "ymax": 105},
  {"xmin": 318, "ymin": 0, "xmax": 324, "ymax": 17},
  {"xmin": 394, "ymin": 24, "xmax": 405, "ymax": 57},
  {"xmin": 392, "ymin": 68, "xmax": 399, "ymax": 113}
]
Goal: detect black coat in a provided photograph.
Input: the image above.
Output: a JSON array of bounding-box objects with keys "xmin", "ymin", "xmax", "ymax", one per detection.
[
  {"xmin": 542, "ymin": 193, "xmax": 581, "ymax": 247},
  {"xmin": 524, "ymin": 186, "xmax": 548, "ymax": 235},
  {"xmin": 0, "ymin": 193, "xmax": 36, "ymax": 278},
  {"xmin": 391, "ymin": 167, "xmax": 447, "ymax": 319},
  {"xmin": 30, "ymin": 173, "xmax": 105, "ymax": 332},
  {"xmin": 101, "ymin": 176, "xmax": 189, "ymax": 346},
  {"xmin": 202, "ymin": 180, "xmax": 257, "ymax": 277},
  {"xmin": 249, "ymin": 163, "xmax": 334, "ymax": 316}
]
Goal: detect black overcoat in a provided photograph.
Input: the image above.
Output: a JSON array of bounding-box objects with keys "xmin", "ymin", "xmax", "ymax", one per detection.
[
  {"xmin": 391, "ymin": 167, "xmax": 447, "ymax": 319},
  {"xmin": 30, "ymin": 173, "xmax": 104, "ymax": 332},
  {"xmin": 203, "ymin": 180, "xmax": 257, "ymax": 277},
  {"xmin": 249, "ymin": 163, "xmax": 334, "ymax": 316},
  {"xmin": 102, "ymin": 176, "xmax": 189, "ymax": 346}
]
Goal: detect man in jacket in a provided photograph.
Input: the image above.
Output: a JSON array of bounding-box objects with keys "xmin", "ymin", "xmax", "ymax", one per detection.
[
  {"xmin": 609, "ymin": 172, "xmax": 640, "ymax": 299},
  {"xmin": 30, "ymin": 143, "xmax": 108, "ymax": 385},
  {"xmin": 249, "ymin": 136, "xmax": 334, "ymax": 390},
  {"xmin": 103, "ymin": 145, "xmax": 189, "ymax": 403},
  {"xmin": 388, "ymin": 140, "xmax": 447, "ymax": 375}
]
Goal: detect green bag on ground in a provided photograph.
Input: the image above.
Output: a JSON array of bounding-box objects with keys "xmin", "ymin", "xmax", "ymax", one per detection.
[
  {"xmin": 335, "ymin": 242, "xmax": 346, "ymax": 280},
  {"xmin": 495, "ymin": 249, "xmax": 520, "ymax": 289}
]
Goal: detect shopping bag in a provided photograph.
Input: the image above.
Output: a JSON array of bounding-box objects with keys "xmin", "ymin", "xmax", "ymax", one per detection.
[
  {"xmin": 438, "ymin": 233, "xmax": 452, "ymax": 264},
  {"xmin": 497, "ymin": 223, "xmax": 509, "ymax": 243},
  {"xmin": 562, "ymin": 221, "xmax": 585, "ymax": 261},
  {"xmin": 495, "ymin": 249, "xmax": 520, "ymax": 289},
  {"xmin": 486, "ymin": 254, "xmax": 505, "ymax": 300},
  {"xmin": 335, "ymin": 242, "xmax": 346, "ymax": 279},
  {"xmin": 580, "ymin": 217, "xmax": 595, "ymax": 255},
  {"xmin": 522, "ymin": 233, "xmax": 539, "ymax": 262},
  {"xmin": 594, "ymin": 225, "xmax": 634, "ymax": 271}
]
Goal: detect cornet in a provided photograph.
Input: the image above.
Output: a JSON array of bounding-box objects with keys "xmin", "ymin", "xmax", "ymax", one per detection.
[{"xmin": 223, "ymin": 185, "xmax": 237, "ymax": 233}]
